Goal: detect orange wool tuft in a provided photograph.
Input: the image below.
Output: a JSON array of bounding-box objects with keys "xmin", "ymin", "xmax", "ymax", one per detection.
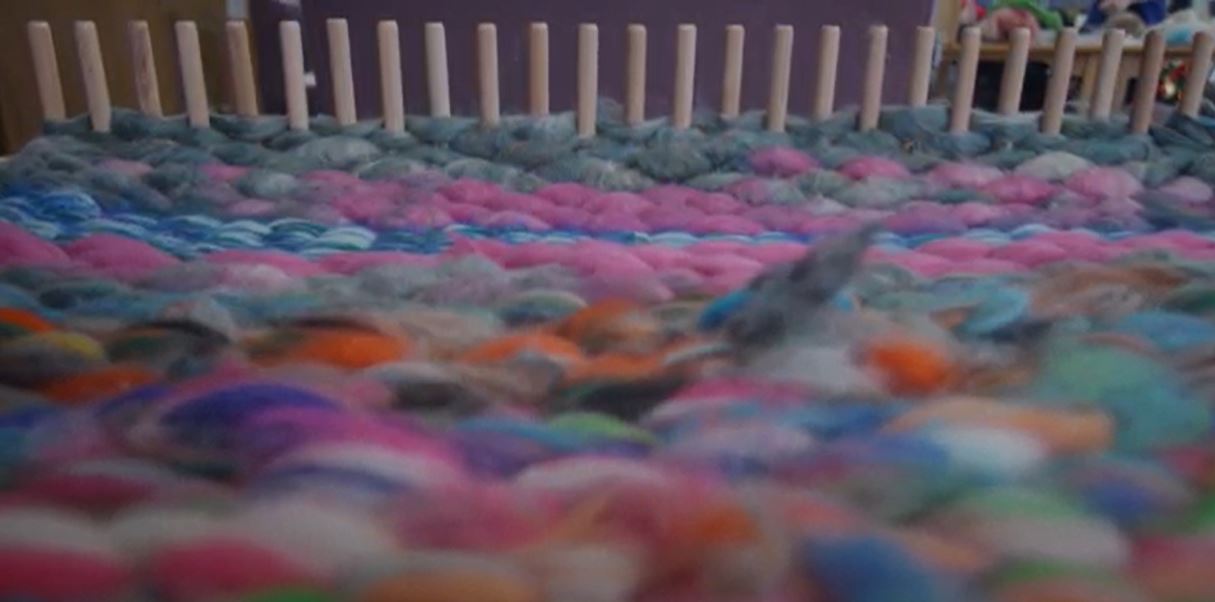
[
  {"xmin": 863, "ymin": 338, "xmax": 956, "ymax": 396},
  {"xmin": 460, "ymin": 332, "xmax": 584, "ymax": 365},
  {"xmin": 41, "ymin": 365, "xmax": 158, "ymax": 405},
  {"xmin": 679, "ymin": 502, "xmax": 760, "ymax": 546},
  {"xmin": 553, "ymin": 300, "xmax": 641, "ymax": 338},
  {"xmin": 0, "ymin": 307, "xmax": 56, "ymax": 334},
  {"xmin": 564, "ymin": 353, "xmax": 663, "ymax": 383},
  {"xmin": 262, "ymin": 329, "xmax": 411, "ymax": 370}
]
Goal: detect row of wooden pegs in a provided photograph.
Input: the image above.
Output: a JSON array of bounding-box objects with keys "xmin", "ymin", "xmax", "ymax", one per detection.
[{"xmin": 24, "ymin": 19, "xmax": 1215, "ymax": 140}]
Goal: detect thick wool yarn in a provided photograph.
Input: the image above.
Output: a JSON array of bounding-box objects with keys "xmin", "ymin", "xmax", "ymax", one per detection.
[{"xmin": 2, "ymin": 99, "xmax": 1215, "ymax": 601}]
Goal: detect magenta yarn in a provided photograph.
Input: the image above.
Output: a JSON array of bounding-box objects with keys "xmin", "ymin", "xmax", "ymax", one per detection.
[
  {"xmin": 749, "ymin": 147, "xmax": 818, "ymax": 178},
  {"xmin": 1158, "ymin": 177, "xmax": 1214, "ymax": 204},
  {"xmin": 641, "ymin": 185, "xmax": 699, "ymax": 205},
  {"xmin": 642, "ymin": 207, "xmax": 707, "ymax": 231},
  {"xmin": 438, "ymin": 180, "xmax": 502, "ymax": 204},
  {"xmin": 1065, "ymin": 166, "xmax": 1144, "ymax": 201},
  {"xmin": 64, "ymin": 234, "xmax": 180, "ymax": 281},
  {"xmin": 917, "ymin": 238, "xmax": 993, "ymax": 261},
  {"xmin": 585, "ymin": 192, "xmax": 654, "ymax": 215},
  {"xmin": 0, "ymin": 222, "xmax": 72, "ymax": 267},
  {"xmin": 146, "ymin": 538, "xmax": 322, "ymax": 602},
  {"xmin": 631, "ymin": 245, "xmax": 694, "ymax": 270},
  {"xmin": 927, "ymin": 162, "xmax": 1004, "ymax": 189},
  {"xmin": 443, "ymin": 202, "xmax": 494, "ymax": 223},
  {"xmin": 839, "ymin": 156, "xmax": 911, "ymax": 180},
  {"xmin": 688, "ymin": 192, "xmax": 747, "ymax": 214},
  {"xmin": 982, "ymin": 175, "xmax": 1058, "ymax": 206},
  {"xmin": 482, "ymin": 211, "xmax": 552, "ymax": 231},
  {"xmin": 989, "ymin": 240, "xmax": 1070, "ymax": 267},
  {"xmin": 331, "ymin": 194, "xmax": 398, "ymax": 222},
  {"xmin": 0, "ymin": 548, "xmax": 133, "ymax": 601},
  {"xmin": 536, "ymin": 182, "xmax": 595, "ymax": 206},
  {"xmin": 686, "ymin": 215, "xmax": 765, "ymax": 236}
]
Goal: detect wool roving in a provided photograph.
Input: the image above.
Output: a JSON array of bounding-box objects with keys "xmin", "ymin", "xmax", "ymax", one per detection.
[{"xmin": 2, "ymin": 99, "xmax": 1215, "ymax": 600}]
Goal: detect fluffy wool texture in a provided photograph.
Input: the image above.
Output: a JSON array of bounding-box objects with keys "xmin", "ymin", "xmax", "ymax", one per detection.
[{"xmin": 1, "ymin": 102, "xmax": 1215, "ymax": 602}]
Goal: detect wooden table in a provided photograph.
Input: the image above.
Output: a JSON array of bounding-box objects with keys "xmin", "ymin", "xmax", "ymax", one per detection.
[{"xmin": 937, "ymin": 34, "xmax": 1196, "ymax": 107}]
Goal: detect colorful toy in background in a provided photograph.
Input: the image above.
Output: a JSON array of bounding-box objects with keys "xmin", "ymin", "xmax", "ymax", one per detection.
[
  {"xmin": 965, "ymin": 0, "xmax": 1064, "ymax": 40},
  {"xmin": 1084, "ymin": 0, "xmax": 1169, "ymax": 35}
]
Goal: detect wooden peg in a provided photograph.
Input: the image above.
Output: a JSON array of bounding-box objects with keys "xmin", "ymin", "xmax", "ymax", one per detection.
[
  {"xmin": 813, "ymin": 25, "xmax": 840, "ymax": 121},
  {"xmin": 577, "ymin": 23, "xmax": 599, "ymax": 137},
  {"xmin": 859, "ymin": 25, "xmax": 888, "ymax": 131},
  {"xmin": 1089, "ymin": 28, "xmax": 1125, "ymax": 120},
  {"xmin": 425, "ymin": 23, "xmax": 451, "ymax": 117},
  {"xmin": 280, "ymin": 21, "xmax": 309, "ymax": 130},
  {"xmin": 74, "ymin": 21, "xmax": 111, "ymax": 133},
  {"xmin": 27, "ymin": 22, "xmax": 66, "ymax": 121},
  {"xmin": 1181, "ymin": 31, "xmax": 1215, "ymax": 117},
  {"xmin": 998, "ymin": 27, "xmax": 1031, "ymax": 115},
  {"xmin": 226, "ymin": 21, "xmax": 259, "ymax": 117},
  {"xmin": 1130, "ymin": 30, "xmax": 1166, "ymax": 134},
  {"xmin": 673, "ymin": 24, "xmax": 697, "ymax": 130},
  {"xmin": 477, "ymin": 23, "xmax": 500, "ymax": 127},
  {"xmin": 767, "ymin": 25, "xmax": 793, "ymax": 132},
  {"xmin": 1041, "ymin": 28, "xmax": 1077, "ymax": 135},
  {"xmin": 721, "ymin": 24, "xmax": 744, "ymax": 118},
  {"xmin": 949, "ymin": 26, "xmax": 981, "ymax": 133},
  {"xmin": 327, "ymin": 19, "xmax": 357, "ymax": 126},
  {"xmin": 1111, "ymin": 57, "xmax": 1136, "ymax": 113},
  {"xmin": 529, "ymin": 23, "xmax": 550, "ymax": 116},
  {"xmin": 175, "ymin": 21, "xmax": 209, "ymax": 128},
  {"xmin": 378, "ymin": 21, "xmax": 405, "ymax": 132},
  {"xmin": 626, "ymin": 24, "xmax": 647, "ymax": 125},
  {"xmin": 908, "ymin": 26, "xmax": 935, "ymax": 107},
  {"xmin": 129, "ymin": 21, "xmax": 162, "ymax": 117}
]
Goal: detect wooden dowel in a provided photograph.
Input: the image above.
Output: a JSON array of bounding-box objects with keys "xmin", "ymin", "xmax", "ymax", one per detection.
[
  {"xmin": 908, "ymin": 26, "xmax": 935, "ymax": 107},
  {"xmin": 1089, "ymin": 28, "xmax": 1125, "ymax": 120},
  {"xmin": 673, "ymin": 24, "xmax": 697, "ymax": 130},
  {"xmin": 577, "ymin": 23, "xmax": 599, "ymax": 138},
  {"xmin": 378, "ymin": 21, "xmax": 405, "ymax": 133},
  {"xmin": 74, "ymin": 21, "xmax": 111, "ymax": 133},
  {"xmin": 226, "ymin": 21, "xmax": 259, "ymax": 117},
  {"xmin": 529, "ymin": 23, "xmax": 550, "ymax": 116},
  {"xmin": 813, "ymin": 25, "xmax": 840, "ymax": 121},
  {"xmin": 626, "ymin": 24, "xmax": 647, "ymax": 125},
  {"xmin": 280, "ymin": 21, "xmax": 309, "ymax": 130},
  {"xmin": 175, "ymin": 21, "xmax": 209, "ymax": 128},
  {"xmin": 1130, "ymin": 30, "xmax": 1165, "ymax": 134},
  {"xmin": 1111, "ymin": 57, "xmax": 1136, "ymax": 113},
  {"xmin": 327, "ymin": 19, "xmax": 357, "ymax": 126},
  {"xmin": 1181, "ymin": 31, "xmax": 1215, "ymax": 117},
  {"xmin": 477, "ymin": 23, "xmax": 500, "ymax": 127},
  {"xmin": 859, "ymin": 24, "xmax": 887, "ymax": 131},
  {"xmin": 767, "ymin": 25, "xmax": 793, "ymax": 132},
  {"xmin": 425, "ymin": 23, "xmax": 451, "ymax": 117},
  {"xmin": 1079, "ymin": 56, "xmax": 1099, "ymax": 102},
  {"xmin": 27, "ymin": 22, "xmax": 66, "ymax": 121},
  {"xmin": 129, "ymin": 21, "xmax": 162, "ymax": 117},
  {"xmin": 998, "ymin": 27, "xmax": 1031, "ymax": 115},
  {"xmin": 1041, "ymin": 27, "xmax": 1077, "ymax": 135},
  {"xmin": 721, "ymin": 24, "xmax": 744, "ymax": 118},
  {"xmin": 949, "ymin": 26, "xmax": 981, "ymax": 134}
]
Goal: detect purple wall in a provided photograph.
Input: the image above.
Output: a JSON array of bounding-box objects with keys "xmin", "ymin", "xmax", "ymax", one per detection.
[{"xmin": 254, "ymin": 0, "xmax": 935, "ymax": 120}]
